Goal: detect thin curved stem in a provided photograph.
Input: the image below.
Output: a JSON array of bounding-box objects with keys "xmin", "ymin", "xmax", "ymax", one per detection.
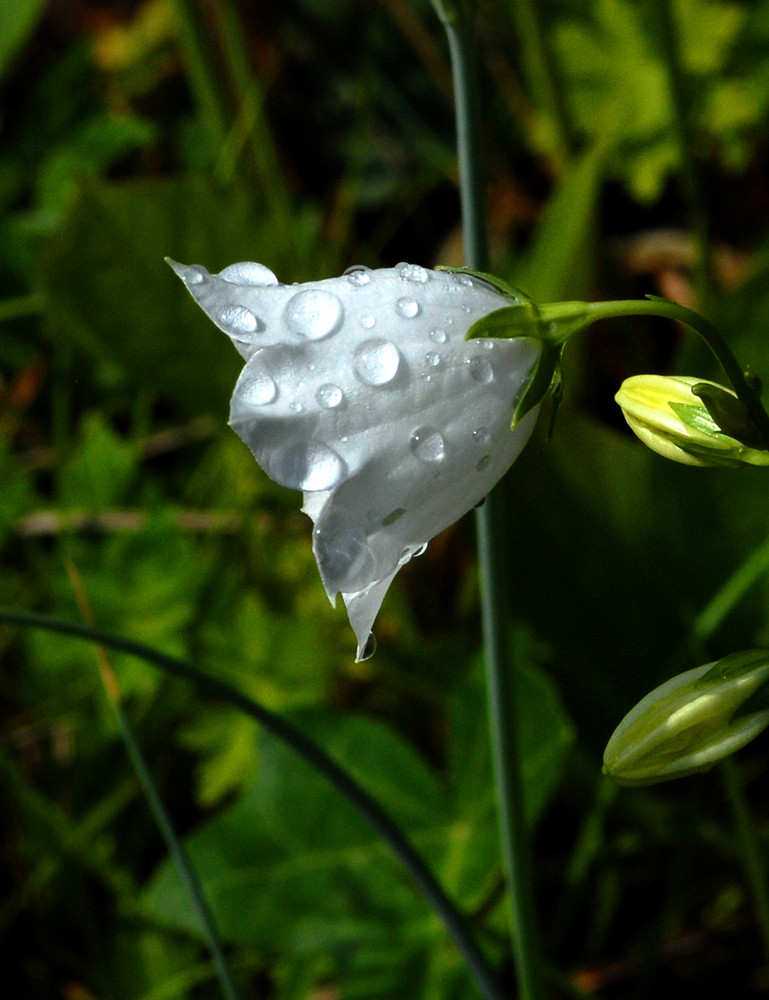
[
  {"xmin": 0, "ymin": 608, "xmax": 503, "ymax": 1000},
  {"xmin": 438, "ymin": 5, "xmax": 547, "ymax": 998}
]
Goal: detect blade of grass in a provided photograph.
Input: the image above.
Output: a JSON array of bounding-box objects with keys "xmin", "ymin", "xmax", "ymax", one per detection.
[{"xmin": 0, "ymin": 607, "xmax": 503, "ymax": 1000}]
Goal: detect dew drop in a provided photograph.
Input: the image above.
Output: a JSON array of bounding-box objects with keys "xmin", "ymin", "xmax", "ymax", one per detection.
[
  {"xmin": 429, "ymin": 328, "xmax": 447, "ymax": 344},
  {"xmin": 359, "ymin": 633, "xmax": 377, "ymax": 661},
  {"xmin": 397, "ymin": 263, "xmax": 430, "ymax": 283},
  {"xmin": 354, "ymin": 339, "xmax": 401, "ymax": 386},
  {"xmin": 476, "ymin": 454, "xmax": 492, "ymax": 472},
  {"xmin": 218, "ymin": 305, "xmax": 259, "ymax": 334},
  {"xmin": 455, "ymin": 273, "xmax": 474, "ymax": 287},
  {"xmin": 396, "ymin": 297, "xmax": 421, "ymax": 319},
  {"xmin": 413, "ymin": 542, "xmax": 428, "ymax": 557},
  {"xmin": 316, "ymin": 383, "xmax": 344, "ymax": 408},
  {"xmin": 240, "ymin": 372, "xmax": 277, "ymax": 406},
  {"xmin": 289, "ymin": 401, "xmax": 304, "ymax": 413},
  {"xmin": 424, "ymin": 351, "xmax": 441, "ymax": 368},
  {"xmin": 268, "ymin": 440, "xmax": 347, "ymax": 491},
  {"xmin": 285, "ymin": 289, "xmax": 344, "ymax": 340},
  {"xmin": 219, "ymin": 261, "xmax": 279, "ymax": 286},
  {"xmin": 410, "ymin": 427, "xmax": 445, "ymax": 462},
  {"xmin": 184, "ymin": 266, "xmax": 206, "ymax": 285},
  {"xmin": 361, "ymin": 315, "xmax": 376, "ymax": 329},
  {"xmin": 466, "ymin": 356, "xmax": 494, "ymax": 384},
  {"xmin": 314, "ymin": 515, "xmax": 373, "ymax": 591},
  {"xmin": 344, "ymin": 265, "xmax": 372, "ymax": 286},
  {"xmin": 472, "ymin": 426, "xmax": 490, "ymax": 446}
]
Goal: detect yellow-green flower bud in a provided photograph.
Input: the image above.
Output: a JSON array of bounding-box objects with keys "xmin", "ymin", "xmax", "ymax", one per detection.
[
  {"xmin": 603, "ymin": 651, "xmax": 769, "ymax": 786},
  {"xmin": 615, "ymin": 375, "xmax": 769, "ymax": 467}
]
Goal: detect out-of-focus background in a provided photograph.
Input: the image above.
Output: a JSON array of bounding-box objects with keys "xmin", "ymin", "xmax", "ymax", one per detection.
[{"xmin": 5, "ymin": 1, "xmax": 769, "ymax": 997}]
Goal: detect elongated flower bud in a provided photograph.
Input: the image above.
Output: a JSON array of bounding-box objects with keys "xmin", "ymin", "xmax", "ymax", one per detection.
[
  {"xmin": 603, "ymin": 651, "xmax": 769, "ymax": 786},
  {"xmin": 169, "ymin": 260, "xmax": 544, "ymax": 658},
  {"xmin": 615, "ymin": 374, "xmax": 769, "ymax": 467}
]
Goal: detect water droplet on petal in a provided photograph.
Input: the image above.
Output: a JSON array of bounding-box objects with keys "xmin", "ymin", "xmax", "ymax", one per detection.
[
  {"xmin": 472, "ymin": 426, "xmax": 490, "ymax": 446},
  {"xmin": 397, "ymin": 263, "xmax": 430, "ymax": 283},
  {"xmin": 218, "ymin": 305, "xmax": 259, "ymax": 334},
  {"xmin": 382, "ymin": 508, "xmax": 406, "ymax": 526},
  {"xmin": 314, "ymin": 513, "xmax": 373, "ymax": 590},
  {"xmin": 268, "ymin": 440, "xmax": 347, "ymax": 491},
  {"xmin": 344, "ymin": 265, "xmax": 372, "ymax": 286},
  {"xmin": 285, "ymin": 289, "xmax": 344, "ymax": 340},
  {"xmin": 361, "ymin": 315, "xmax": 376, "ymax": 329},
  {"xmin": 219, "ymin": 261, "xmax": 279, "ymax": 285},
  {"xmin": 466, "ymin": 356, "xmax": 494, "ymax": 384},
  {"xmin": 359, "ymin": 633, "xmax": 377, "ymax": 660},
  {"xmin": 424, "ymin": 351, "xmax": 441, "ymax": 368},
  {"xmin": 184, "ymin": 266, "xmax": 206, "ymax": 285},
  {"xmin": 289, "ymin": 401, "xmax": 304, "ymax": 413},
  {"xmin": 413, "ymin": 542, "xmax": 428, "ymax": 557},
  {"xmin": 354, "ymin": 339, "xmax": 401, "ymax": 386},
  {"xmin": 476, "ymin": 454, "xmax": 492, "ymax": 472},
  {"xmin": 316, "ymin": 383, "xmax": 344, "ymax": 408},
  {"xmin": 429, "ymin": 328, "xmax": 447, "ymax": 344},
  {"xmin": 455, "ymin": 273, "xmax": 474, "ymax": 287},
  {"xmin": 396, "ymin": 297, "xmax": 420, "ymax": 319},
  {"xmin": 410, "ymin": 427, "xmax": 445, "ymax": 462},
  {"xmin": 240, "ymin": 372, "xmax": 277, "ymax": 406}
]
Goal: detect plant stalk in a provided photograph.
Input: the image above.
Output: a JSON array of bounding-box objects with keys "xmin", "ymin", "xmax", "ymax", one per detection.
[{"xmin": 437, "ymin": 3, "xmax": 547, "ymax": 997}]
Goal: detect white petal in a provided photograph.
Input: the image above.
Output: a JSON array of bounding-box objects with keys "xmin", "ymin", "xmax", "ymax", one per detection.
[{"xmin": 171, "ymin": 260, "xmax": 542, "ymax": 655}]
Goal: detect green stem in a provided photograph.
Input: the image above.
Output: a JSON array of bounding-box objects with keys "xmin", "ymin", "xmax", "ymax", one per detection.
[
  {"xmin": 507, "ymin": 0, "xmax": 574, "ymax": 171},
  {"xmin": 172, "ymin": 0, "xmax": 229, "ymax": 155},
  {"xmin": 538, "ymin": 297, "xmax": 769, "ymax": 449},
  {"xmin": 655, "ymin": 0, "xmax": 715, "ymax": 310},
  {"xmin": 0, "ymin": 608, "xmax": 503, "ymax": 1000},
  {"xmin": 693, "ymin": 534, "xmax": 769, "ymax": 641},
  {"xmin": 115, "ymin": 699, "xmax": 241, "ymax": 1000},
  {"xmin": 437, "ymin": 4, "xmax": 546, "ymax": 998},
  {"xmin": 721, "ymin": 757, "xmax": 769, "ymax": 963}
]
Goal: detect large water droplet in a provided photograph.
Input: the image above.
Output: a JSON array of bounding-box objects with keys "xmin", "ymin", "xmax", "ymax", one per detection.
[
  {"xmin": 314, "ymin": 514, "xmax": 373, "ymax": 591},
  {"xmin": 354, "ymin": 339, "xmax": 401, "ymax": 386},
  {"xmin": 410, "ymin": 427, "xmax": 445, "ymax": 462},
  {"xmin": 344, "ymin": 265, "xmax": 372, "ymax": 286},
  {"xmin": 359, "ymin": 633, "xmax": 377, "ymax": 660},
  {"xmin": 316, "ymin": 383, "xmax": 344, "ymax": 408},
  {"xmin": 429, "ymin": 328, "xmax": 447, "ymax": 344},
  {"xmin": 285, "ymin": 289, "xmax": 344, "ymax": 340},
  {"xmin": 240, "ymin": 372, "xmax": 277, "ymax": 406},
  {"xmin": 466, "ymin": 355, "xmax": 494, "ymax": 384},
  {"xmin": 268, "ymin": 440, "xmax": 347, "ymax": 491},
  {"xmin": 397, "ymin": 263, "xmax": 430, "ymax": 283},
  {"xmin": 396, "ymin": 297, "xmax": 421, "ymax": 319},
  {"xmin": 219, "ymin": 261, "xmax": 279, "ymax": 286},
  {"xmin": 218, "ymin": 305, "xmax": 259, "ymax": 334}
]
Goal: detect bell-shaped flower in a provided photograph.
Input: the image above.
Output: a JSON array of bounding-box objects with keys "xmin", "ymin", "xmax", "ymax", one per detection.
[
  {"xmin": 603, "ymin": 651, "xmax": 769, "ymax": 786},
  {"xmin": 169, "ymin": 259, "xmax": 543, "ymax": 658},
  {"xmin": 615, "ymin": 374, "xmax": 769, "ymax": 468}
]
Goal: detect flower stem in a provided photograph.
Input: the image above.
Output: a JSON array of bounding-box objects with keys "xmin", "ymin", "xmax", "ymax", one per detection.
[
  {"xmin": 437, "ymin": 4, "xmax": 547, "ymax": 997},
  {"xmin": 0, "ymin": 608, "xmax": 503, "ymax": 1000},
  {"xmin": 539, "ymin": 296, "xmax": 769, "ymax": 450}
]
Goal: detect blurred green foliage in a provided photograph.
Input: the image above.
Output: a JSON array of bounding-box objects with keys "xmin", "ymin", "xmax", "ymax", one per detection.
[{"xmin": 4, "ymin": 0, "xmax": 769, "ymax": 997}]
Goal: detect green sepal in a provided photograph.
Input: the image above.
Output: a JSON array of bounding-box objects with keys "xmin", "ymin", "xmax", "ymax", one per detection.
[
  {"xmin": 437, "ymin": 266, "xmax": 529, "ymax": 303},
  {"xmin": 466, "ymin": 303, "xmax": 543, "ymax": 341},
  {"xmin": 511, "ymin": 342, "xmax": 562, "ymax": 428},
  {"xmin": 698, "ymin": 650, "xmax": 769, "ymax": 686},
  {"xmin": 691, "ymin": 382, "xmax": 768, "ymax": 450}
]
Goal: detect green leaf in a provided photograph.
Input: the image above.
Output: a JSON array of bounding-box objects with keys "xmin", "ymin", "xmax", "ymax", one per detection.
[
  {"xmin": 0, "ymin": 0, "xmax": 49, "ymax": 81},
  {"xmin": 57, "ymin": 413, "xmax": 138, "ymax": 512}
]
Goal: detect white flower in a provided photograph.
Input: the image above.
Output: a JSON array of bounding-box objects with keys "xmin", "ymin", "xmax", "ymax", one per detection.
[{"xmin": 169, "ymin": 259, "xmax": 542, "ymax": 659}]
